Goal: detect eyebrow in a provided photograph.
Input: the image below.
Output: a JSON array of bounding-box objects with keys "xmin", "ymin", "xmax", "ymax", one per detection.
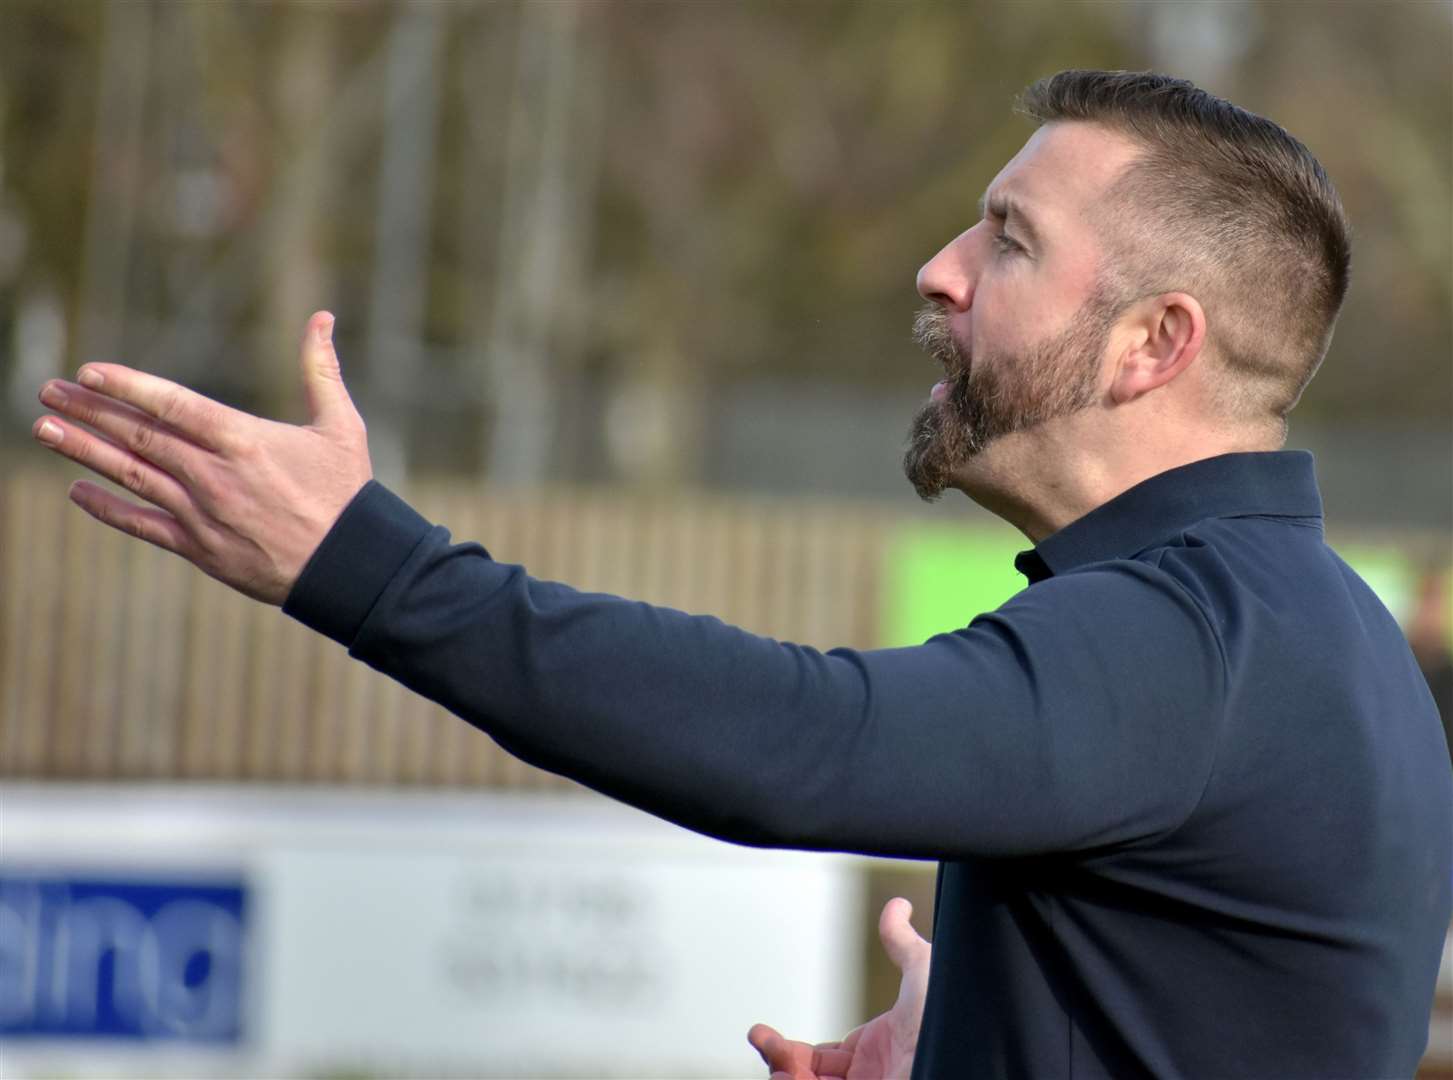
[{"xmin": 978, "ymin": 190, "xmax": 1044, "ymax": 249}]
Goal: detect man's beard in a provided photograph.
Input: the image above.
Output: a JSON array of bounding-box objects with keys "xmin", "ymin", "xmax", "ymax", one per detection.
[{"xmin": 902, "ymin": 287, "xmax": 1121, "ymax": 501}]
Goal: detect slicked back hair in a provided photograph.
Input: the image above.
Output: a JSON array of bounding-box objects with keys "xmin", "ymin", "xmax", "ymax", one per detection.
[{"xmin": 1018, "ymin": 70, "xmax": 1351, "ymax": 437}]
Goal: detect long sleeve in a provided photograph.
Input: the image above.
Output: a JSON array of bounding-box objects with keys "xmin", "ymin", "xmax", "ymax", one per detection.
[{"xmin": 284, "ymin": 481, "xmax": 1227, "ymax": 860}]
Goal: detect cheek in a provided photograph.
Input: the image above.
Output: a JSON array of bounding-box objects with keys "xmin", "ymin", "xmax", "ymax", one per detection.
[
  {"xmin": 971, "ymin": 281, "xmax": 1031, "ymax": 353},
  {"xmin": 976, "ymin": 268, "xmax": 1088, "ymax": 352}
]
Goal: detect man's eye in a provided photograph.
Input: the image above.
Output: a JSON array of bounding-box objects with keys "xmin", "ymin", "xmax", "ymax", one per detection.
[{"xmin": 992, "ymin": 232, "xmax": 1023, "ymax": 254}]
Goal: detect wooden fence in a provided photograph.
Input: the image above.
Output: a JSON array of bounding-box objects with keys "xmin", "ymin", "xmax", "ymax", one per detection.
[{"xmin": 1, "ymin": 465, "xmax": 887, "ymax": 787}]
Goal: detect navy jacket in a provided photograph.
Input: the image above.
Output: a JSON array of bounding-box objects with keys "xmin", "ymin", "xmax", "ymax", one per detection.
[{"xmin": 285, "ymin": 451, "xmax": 1452, "ymax": 1078}]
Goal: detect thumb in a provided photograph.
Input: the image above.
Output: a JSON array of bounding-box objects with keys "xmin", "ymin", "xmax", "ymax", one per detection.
[
  {"xmin": 300, "ymin": 311, "xmax": 359, "ymax": 429},
  {"xmin": 879, "ymin": 897, "xmax": 931, "ymax": 974}
]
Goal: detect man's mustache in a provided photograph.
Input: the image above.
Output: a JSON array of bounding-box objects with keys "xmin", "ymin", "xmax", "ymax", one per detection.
[{"xmin": 912, "ymin": 304, "xmax": 970, "ymax": 374}]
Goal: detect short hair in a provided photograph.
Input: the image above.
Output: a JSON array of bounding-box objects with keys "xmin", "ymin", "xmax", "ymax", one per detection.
[{"xmin": 1017, "ymin": 70, "xmax": 1352, "ymax": 435}]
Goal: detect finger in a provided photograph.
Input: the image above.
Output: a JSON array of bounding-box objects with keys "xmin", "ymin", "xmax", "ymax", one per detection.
[
  {"xmin": 748, "ymin": 1023, "xmax": 782, "ymax": 1063},
  {"xmin": 879, "ymin": 897, "xmax": 931, "ymax": 973},
  {"xmin": 68, "ymin": 480, "xmax": 193, "ymax": 557},
  {"xmin": 299, "ymin": 311, "xmax": 361, "ymax": 431},
  {"xmin": 38, "ymin": 380, "xmax": 211, "ymax": 487},
  {"xmin": 812, "ymin": 1045, "xmax": 854, "ymax": 1076},
  {"xmin": 33, "ymin": 414, "xmax": 196, "ymax": 521},
  {"xmin": 748, "ymin": 1024, "xmax": 813, "ymax": 1075},
  {"xmin": 71, "ymin": 363, "xmax": 237, "ymax": 453}
]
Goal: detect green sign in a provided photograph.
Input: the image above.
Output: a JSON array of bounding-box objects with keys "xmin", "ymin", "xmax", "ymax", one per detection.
[
  {"xmin": 881, "ymin": 524, "xmax": 1029, "ymax": 647},
  {"xmin": 882, "ymin": 525, "xmax": 1446, "ymax": 649}
]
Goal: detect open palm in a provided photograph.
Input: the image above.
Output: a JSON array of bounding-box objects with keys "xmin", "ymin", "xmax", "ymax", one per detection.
[{"xmin": 749, "ymin": 898, "xmax": 930, "ymax": 1080}]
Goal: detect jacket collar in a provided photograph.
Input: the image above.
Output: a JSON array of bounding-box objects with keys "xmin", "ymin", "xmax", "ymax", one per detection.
[{"xmin": 1014, "ymin": 451, "xmax": 1323, "ymax": 584}]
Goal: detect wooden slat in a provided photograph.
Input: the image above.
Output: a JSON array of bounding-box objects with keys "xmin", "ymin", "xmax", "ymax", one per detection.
[
  {"xmin": 49, "ymin": 488, "xmax": 101, "ymax": 775},
  {"xmin": 176, "ymin": 571, "xmax": 215, "ymax": 776},
  {"xmin": 1, "ymin": 472, "xmax": 53, "ymax": 772},
  {"xmin": 181, "ymin": 573, "xmax": 248, "ymax": 778},
  {"xmin": 315, "ymin": 635, "xmax": 365, "ymax": 785},
  {"xmin": 0, "ymin": 473, "xmax": 22, "ymax": 768},
  {"xmin": 79, "ymin": 516, "xmax": 126, "ymax": 776}
]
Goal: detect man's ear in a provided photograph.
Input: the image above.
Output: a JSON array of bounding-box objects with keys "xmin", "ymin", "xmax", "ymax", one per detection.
[{"xmin": 1108, "ymin": 292, "xmax": 1206, "ymax": 405}]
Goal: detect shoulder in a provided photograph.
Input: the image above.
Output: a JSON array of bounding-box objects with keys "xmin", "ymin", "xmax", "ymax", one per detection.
[
  {"xmin": 993, "ymin": 555, "xmax": 1224, "ymax": 636},
  {"xmin": 969, "ymin": 557, "xmax": 1230, "ymax": 699}
]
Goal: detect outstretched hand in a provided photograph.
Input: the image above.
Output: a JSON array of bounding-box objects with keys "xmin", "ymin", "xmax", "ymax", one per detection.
[
  {"xmin": 748, "ymin": 897, "xmax": 931, "ymax": 1080},
  {"xmin": 32, "ymin": 312, "xmax": 372, "ymax": 605}
]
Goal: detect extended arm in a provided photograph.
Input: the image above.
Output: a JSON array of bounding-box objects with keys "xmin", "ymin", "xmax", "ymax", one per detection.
[{"xmin": 280, "ymin": 476, "xmax": 1224, "ymax": 859}]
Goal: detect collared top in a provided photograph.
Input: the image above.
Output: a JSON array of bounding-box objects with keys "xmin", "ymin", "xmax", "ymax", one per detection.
[
  {"xmin": 286, "ymin": 451, "xmax": 1452, "ymax": 1079},
  {"xmin": 1014, "ymin": 450, "xmax": 1324, "ymax": 585}
]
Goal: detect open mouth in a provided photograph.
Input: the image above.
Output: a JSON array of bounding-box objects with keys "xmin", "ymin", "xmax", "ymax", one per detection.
[{"xmin": 931, "ymin": 357, "xmax": 967, "ymax": 402}]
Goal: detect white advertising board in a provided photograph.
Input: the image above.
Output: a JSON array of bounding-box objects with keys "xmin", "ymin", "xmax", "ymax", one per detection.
[{"xmin": 0, "ymin": 784, "xmax": 864, "ymax": 1078}]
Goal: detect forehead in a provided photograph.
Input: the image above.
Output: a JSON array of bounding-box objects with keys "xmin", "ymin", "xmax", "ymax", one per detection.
[{"xmin": 987, "ymin": 121, "xmax": 1143, "ymax": 222}]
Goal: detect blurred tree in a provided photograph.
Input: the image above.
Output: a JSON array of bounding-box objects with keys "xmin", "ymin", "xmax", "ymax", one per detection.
[
  {"xmin": 0, "ymin": 0, "xmax": 1447, "ymax": 493},
  {"xmin": 254, "ymin": 2, "xmax": 340, "ymax": 424}
]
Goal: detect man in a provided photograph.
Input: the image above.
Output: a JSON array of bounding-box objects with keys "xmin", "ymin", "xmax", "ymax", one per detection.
[{"xmin": 32, "ymin": 70, "xmax": 1452, "ymax": 1077}]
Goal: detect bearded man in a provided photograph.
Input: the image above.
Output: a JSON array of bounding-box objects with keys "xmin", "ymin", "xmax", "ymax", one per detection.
[{"xmin": 32, "ymin": 70, "xmax": 1452, "ymax": 1078}]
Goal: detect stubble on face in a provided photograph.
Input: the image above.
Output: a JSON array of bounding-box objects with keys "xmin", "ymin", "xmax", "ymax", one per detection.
[{"xmin": 902, "ymin": 287, "xmax": 1121, "ymax": 501}]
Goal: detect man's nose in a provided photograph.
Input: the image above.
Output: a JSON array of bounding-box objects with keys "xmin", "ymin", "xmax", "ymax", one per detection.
[{"xmin": 915, "ymin": 235, "xmax": 975, "ymax": 311}]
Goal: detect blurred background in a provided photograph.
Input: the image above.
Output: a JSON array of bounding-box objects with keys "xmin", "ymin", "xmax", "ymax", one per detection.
[{"xmin": 1, "ymin": 1, "xmax": 1449, "ymax": 1077}]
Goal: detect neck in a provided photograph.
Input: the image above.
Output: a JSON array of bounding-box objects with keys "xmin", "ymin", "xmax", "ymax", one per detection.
[{"xmin": 953, "ymin": 419, "xmax": 1278, "ymax": 543}]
